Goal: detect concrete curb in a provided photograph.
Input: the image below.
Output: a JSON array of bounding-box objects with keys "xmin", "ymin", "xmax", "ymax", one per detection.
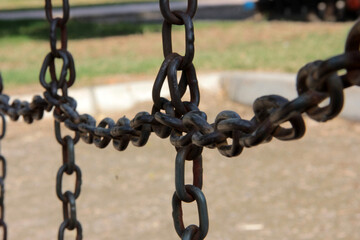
[
  {"xmin": 10, "ymin": 73, "xmax": 222, "ymax": 118},
  {"xmin": 221, "ymin": 71, "xmax": 360, "ymax": 121},
  {"xmin": 9, "ymin": 71, "xmax": 360, "ymax": 121}
]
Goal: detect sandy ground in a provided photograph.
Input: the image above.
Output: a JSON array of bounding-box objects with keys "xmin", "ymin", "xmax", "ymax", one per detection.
[{"xmin": 1, "ymin": 89, "xmax": 360, "ymax": 240}]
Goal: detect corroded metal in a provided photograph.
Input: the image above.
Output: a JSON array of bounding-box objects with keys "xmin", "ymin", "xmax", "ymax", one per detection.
[{"xmin": 0, "ymin": 0, "xmax": 359, "ymax": 239}]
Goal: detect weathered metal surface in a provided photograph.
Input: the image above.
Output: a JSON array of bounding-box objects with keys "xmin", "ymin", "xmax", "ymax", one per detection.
[
  {"xmin": 0, "ymin": 0, "xmax": 359, "ymax": 239},
  {"xmin": 0, "ymin": 113, "xmax": 7, "ymax": 240}
]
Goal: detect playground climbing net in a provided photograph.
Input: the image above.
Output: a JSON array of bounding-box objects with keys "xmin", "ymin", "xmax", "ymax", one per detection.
[{"xmin": 1, "ymin": 0, "xmax": 360, "ymax": 239}]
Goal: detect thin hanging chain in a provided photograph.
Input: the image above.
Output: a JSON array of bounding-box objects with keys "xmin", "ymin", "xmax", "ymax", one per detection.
[
  {"xmin": 0, "ymin": 110, "xmax": 7, "ymax": 240},
  {"xmin": 55, "ymin": 122, "xmax": 82, "ymax": 239},
  {"xmin": 43, "ymin": 0, "xmax": 83, "ymax": 239},
  {"xmin": 172, "ymin": 146, "xmax": 208, "ymax": 240}
]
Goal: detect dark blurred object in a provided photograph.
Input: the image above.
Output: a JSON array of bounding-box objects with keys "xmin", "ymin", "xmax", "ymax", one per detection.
[{"xmin": 257, "ymin": 0, "xmax": 360, "ymax": 21}]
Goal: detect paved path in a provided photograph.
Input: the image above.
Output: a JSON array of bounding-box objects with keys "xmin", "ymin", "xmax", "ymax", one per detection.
[{"xmin": 0, "ymin": 0, "xmax": 255, "ymax": 20}]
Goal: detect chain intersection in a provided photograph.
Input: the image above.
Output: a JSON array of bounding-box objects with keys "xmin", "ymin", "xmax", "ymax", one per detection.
[{"xmin": 0, "ymin": 0, "xmax": 359, "ymax": 239}]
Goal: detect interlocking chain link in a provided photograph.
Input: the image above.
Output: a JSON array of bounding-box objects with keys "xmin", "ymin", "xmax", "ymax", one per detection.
[
  {"xmin": 172, "ymin": 146, "xmax": 208, "ymax": 240},
  {"xmin": 0, "ymin": 0, "xmax": 359, "ymax": 239},
  {"xmin": 156, "ymin": 1, "xmax": 209, "ymax": 239},
  {"xmin": 55, "ymin": 122, "xmax": 82, "ymax": 239},
  {"xmin": 41, "ymin": 0, "xmax": 75, "ymax": 98},
  {"xmin": 43, "ymin": 1, "xmax": 83, "ymax": 239},
  {"xmin": 0, "ymin": 112, "xmax": 7, "ymax": 240}
]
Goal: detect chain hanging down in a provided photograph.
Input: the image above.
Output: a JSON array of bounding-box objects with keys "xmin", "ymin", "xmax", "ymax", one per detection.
[
  {"xmin": 156, "ymin": 1, "xmax": 209, "ymax": 239},
  {"xmin": 0, "ymin": 105, "xmax": 7, "ymax": 240},
  {"xmin": 44, "ymin": 0, "xmax": 83, "ymax": 239},
  {"xmin": 55, "ymin": 122, "xmax": 82, "ymax": 239},
  {"xmin": 0, "ymin": 0, "xmax": 360, "ymax": 239}
]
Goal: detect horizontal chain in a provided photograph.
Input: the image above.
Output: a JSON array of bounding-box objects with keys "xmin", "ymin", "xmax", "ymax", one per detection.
[{"xmin": 0, "ymin": 51, "xmax": 359, "ymax": 157}]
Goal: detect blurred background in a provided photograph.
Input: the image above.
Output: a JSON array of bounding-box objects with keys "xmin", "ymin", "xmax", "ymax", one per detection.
[{"xmin": 0, "ymin": 0, "xmax": 360, "ymax": 239}]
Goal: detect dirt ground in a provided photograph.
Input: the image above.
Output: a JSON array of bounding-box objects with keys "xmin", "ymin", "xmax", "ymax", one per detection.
[{"xmin": 1, "ymin": 89, "xmax": 360, "ymax": 240}]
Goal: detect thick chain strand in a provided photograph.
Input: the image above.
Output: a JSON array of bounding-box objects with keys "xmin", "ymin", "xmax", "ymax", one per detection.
[
  {"xmin": 157, "ymin": 1, "xmax": 210, "ymax": 239},
  {"xmin": 1, "ymin": 49, "xmax": 360, "ymax": 157}
]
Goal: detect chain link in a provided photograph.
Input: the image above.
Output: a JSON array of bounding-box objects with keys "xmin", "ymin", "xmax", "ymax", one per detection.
[
  {"xmin": 0, "ymin": 113, "xmax": 7, "ymax": 240},
  {"xmin": 172, "ymin": 146, "xmax": 208, "ymax": 240},
  {"xmin": 56, "ymin": 128, "xmax": 83, "ymax": 240},
  {"xmin": 0, "ymin": 0, "xmax": 359, "ymax": 238},
  {"xmin": 45, "ymin": 1, "xmax": 83, "ymax": 239}
]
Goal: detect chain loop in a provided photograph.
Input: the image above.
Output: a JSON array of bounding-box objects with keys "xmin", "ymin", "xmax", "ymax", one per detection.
[
  {"xmin": 159, "ymin": 0, "xmax": 197, "ymax": 24},
  {"xmin": 130, "ymin": 112, "xmax": 152, "ymax": 147},
  {"xmin": 175, "ymin": 146, "xmax": 203, "ymax": 202},
  {"xmin": 162, "ymin": 11, "xmax": 195, "ymax": 69},
  {"xmin": 39, "ymin": 51, "xmax": 76, "ymax": 91},
  {"xmin": 181, "ymin": 225, "xmax": 199, "ymax": 240},
  {"xmin": 0, "ymin": 115, "xmax": 5, "ymax": 140},
  {"xmin": 0, "ymin": 113, "xmax": 6, "ymax": 240},
  {"xmin": 50, "ymin": 18, "xmax": 68, "ymax": 55},
  {"xmin": 253, "ymin": 95, "xmax": 306, "ymax": 140},
  {"xmin": 93, "ymin": 118, "xmax": 115, "ymax": 148},
  {"xmin": 58, "ymin": 219, "xmax": 82, "ymax": 240},
  {"xmin": 56, "ymin": 164, "xmax": 82, "ymax": 202},
  {"xmin": 55, "ymin": 120, "xmax": 80, "ymax": 145},
  {"xmin": 153, "ymin": 53, "xmax": 179, "ymax": 110},
  {"xmin": 297, "ymin": 63, "xmax": 344, "ymax": 122},
  {"xmin": 111, "ymin": 117, "xmax": 131, "ymax": 151},
  {"xmin": 45, "ymin": 0, "xmax": 70, "ymax": 26},
  {"xmin": 56, "ymin": 132, "xmax": 82, "ymax": 240},
  {"xmin": 62, "ymin": 191, "xmax": 77, "ymax": 230},
  {"xmin": 172, "ymin": 185, "xmax": 209, "ymax": 240},
  {"xmin": 345, "ymin": 19, "xmax": 360, "ymax": 86}
]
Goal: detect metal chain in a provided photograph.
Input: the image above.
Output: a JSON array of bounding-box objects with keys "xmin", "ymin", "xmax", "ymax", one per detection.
[
  {"xmin": 1, "ymin": 44, "xmax": 360, "ymax": 157},
  {"xmin": 55, "ymin": 122, "xmax": 82, "ymax": 240},
  {"xmin": 0, "ymin": 0, "xmax": 359, "ymax": 239},
  {"xmin": 157, "ymin": 1, "xmax": 209, "ymax": 239},
  {"xmin": 0, "ymin": 112, "xmax": 7, "ymax": 240},
  {"xmin": 172, "ymin": 145, "xmax": 208, "ymax": 240},
  {"xmin": 43, "ymin": 1, "xmax": 82, "ymax": 239}
]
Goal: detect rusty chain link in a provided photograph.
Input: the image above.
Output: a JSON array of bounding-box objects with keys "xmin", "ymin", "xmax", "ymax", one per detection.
[
  {"xmin": 158, "ymin": 2, "xmax": 209, "ymax": 239},
  {"xmin": 172, "ymin": 146, "xmax": 208, "ymax": 240},
  {"xmin": 0, "ymin": 0, "xmax": 359, "ymax": 239},
  {"xmin": 0, "ymin": 111, "xmax": 7, "ymax": 240},
  {"xmin": 43, "ymin": 1, "xmax": 83, "ymax": 239},
  {"xmin": 56, "ymin": 127, "xmax": 82, "ymax": 240}
]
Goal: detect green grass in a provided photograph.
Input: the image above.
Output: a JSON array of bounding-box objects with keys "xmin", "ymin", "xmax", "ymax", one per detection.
[
  {"xmin": 0, "ymin": 19, "xmax": 353, "ymax": 88},
  {"xmin": 0, "ymin": 19, "xmax": 163, "ymax": 39}
]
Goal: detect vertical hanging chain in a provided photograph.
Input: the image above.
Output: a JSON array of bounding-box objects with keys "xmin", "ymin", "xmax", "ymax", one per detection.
[
  {"xmin": 155, "ymin": 1, "xmax": 209, "ymax": 239},
  {"xmin": 0, "ymin": 112, "xmax": 7, "ymax": 240},
  {"xmin": 41, "ymin": 0, "xmax": 75, "ymax": 99},
  {"xmin": 42, "ymin": 0, "xmax": 82, "ymax": 239},
  {"xmin": 55, "ymin": 122, "xmax": 82, "ymax": 239},
  {"xmin": 153, "ymin": 0, "xmax": 200, "ymax": 117},
  {"xmin": 172, "ymin": 146, "xmax": 208, "ymax": 240}
]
